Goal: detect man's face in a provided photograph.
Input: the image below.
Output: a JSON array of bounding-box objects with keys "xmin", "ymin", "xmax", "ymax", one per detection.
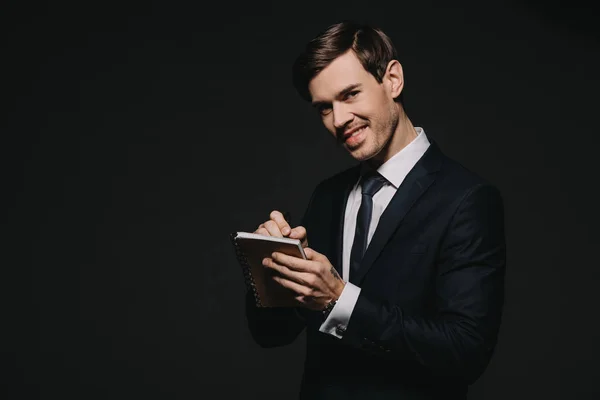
[{"xmin": 308, "ymin": 50, "xmax": 400, "ymax": 163}]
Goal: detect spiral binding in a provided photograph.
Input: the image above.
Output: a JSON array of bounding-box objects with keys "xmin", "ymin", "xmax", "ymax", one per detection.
[{"xmin": 230, "ymin": 232, "xmax": 262, "ymax": 307}]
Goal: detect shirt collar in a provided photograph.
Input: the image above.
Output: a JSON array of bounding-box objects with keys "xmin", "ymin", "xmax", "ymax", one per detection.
[{"xmin": 361, "ymin": 127, "xmax": 431, "ymax": 189}]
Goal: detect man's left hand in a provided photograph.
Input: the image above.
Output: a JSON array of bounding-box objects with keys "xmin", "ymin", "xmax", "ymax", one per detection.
[{"xmin": 262, "ymin": 248, "xmax": 345, "ymax": 310}]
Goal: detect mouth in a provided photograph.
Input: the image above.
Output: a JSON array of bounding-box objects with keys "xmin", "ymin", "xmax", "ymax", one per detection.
[
  {"xmin": 343, "ymin": 125, "xmax": 368, "ymax": 142},
  {"xmin": 341, "ymin": 125, "xmax": 368, "ymax": 148}
]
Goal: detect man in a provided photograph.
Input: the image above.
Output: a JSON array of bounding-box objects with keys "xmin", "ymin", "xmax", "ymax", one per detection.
[{"xmin": 246, "ymin": 21, "xmax": 505, "ymax": 400}]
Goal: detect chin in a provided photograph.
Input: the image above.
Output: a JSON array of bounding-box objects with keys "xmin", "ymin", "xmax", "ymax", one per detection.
[{"xmin": 347, "ymin": 147, "xmax": 376, "ymax": 162}]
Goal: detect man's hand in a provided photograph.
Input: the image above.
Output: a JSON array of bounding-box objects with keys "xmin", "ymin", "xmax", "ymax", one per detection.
[
  {"xmin": 262, "ymin": 247, "xmax": 345, "ymax": 310},
  {"xmin": 254, "ymin": 210, "xmax": 308, "ymax": 248}
]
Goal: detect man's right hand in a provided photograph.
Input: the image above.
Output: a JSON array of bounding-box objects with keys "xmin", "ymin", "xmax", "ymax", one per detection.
[{"xmin": 255, "ymin": 210, "xmax": 308, "ymax": 248}]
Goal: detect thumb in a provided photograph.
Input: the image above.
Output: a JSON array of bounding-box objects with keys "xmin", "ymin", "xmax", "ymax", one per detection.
[
  {"xmin": 289, "ymin": 226, "xmax": 307, "ymax": 240},
  {"xmin": 303, "ymin": 247, "xmax": 317, "ymax": 260}
]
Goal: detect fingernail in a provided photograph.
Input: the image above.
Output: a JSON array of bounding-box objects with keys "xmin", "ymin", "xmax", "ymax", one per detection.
[{"xmin": 283, "ymin": 227, "xmax": 290, "ymax": 235}]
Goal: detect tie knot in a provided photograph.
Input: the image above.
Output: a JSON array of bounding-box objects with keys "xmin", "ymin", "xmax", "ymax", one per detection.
[{"xmin": 360, "ymin": 171, "xmax": 387, "ymax": 197}]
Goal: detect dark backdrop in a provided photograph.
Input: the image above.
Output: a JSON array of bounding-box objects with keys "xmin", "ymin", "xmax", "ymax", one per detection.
[{"xmin": 3, "ymin": 1, "xmax": 599, "ymax": 399}]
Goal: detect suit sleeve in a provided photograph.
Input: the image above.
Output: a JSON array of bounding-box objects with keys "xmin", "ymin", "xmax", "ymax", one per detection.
[
  {"xmin": 244, "ymin": 183, "xmax": 324, "ymax": 348},
  {"xmin": 341, "ymin": 183, "xmax": 506, "ymax": 383}
]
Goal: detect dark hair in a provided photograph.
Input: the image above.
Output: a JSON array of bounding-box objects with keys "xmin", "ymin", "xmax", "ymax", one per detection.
[{"xmin": 292, "ymin": 21, "xmax": 402, "ymax": 103}]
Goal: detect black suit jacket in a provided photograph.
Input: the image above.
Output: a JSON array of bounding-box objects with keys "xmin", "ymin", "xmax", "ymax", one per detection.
[{"xmin": 246, "ymin": 140, "xmax": 506, "ymax": 399}]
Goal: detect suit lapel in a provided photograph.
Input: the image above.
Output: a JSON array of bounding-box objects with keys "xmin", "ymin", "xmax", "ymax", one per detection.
[{"xmin": 351, "ymin": 142, "xmax": 444, "ymax": 284}]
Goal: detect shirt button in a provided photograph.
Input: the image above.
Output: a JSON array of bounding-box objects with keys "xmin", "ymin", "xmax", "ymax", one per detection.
[{"xmin": 335, "ymin": 325, "xmax": 346, "ymax": 335}]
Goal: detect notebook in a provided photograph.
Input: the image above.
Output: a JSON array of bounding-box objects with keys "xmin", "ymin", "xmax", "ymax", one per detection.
[{"xmin": 230, "ymin": 231, "xmax": 306, "ymax": 307}]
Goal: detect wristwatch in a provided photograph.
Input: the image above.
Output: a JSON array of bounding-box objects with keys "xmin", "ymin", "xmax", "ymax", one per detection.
[{"xmin": 322, "ymin": 298, "xmax": 337, "ymax": 320}]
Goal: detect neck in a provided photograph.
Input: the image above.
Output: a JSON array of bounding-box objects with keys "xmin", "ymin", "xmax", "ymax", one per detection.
[{"xmin": 368, "ymin": 108, "xmax": 417, "ymax": 168}]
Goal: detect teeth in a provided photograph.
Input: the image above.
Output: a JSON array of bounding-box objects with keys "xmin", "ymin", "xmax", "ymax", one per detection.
[{"xmin": 351, "ymin": 127, "xmax": 366, "ymax": 137}]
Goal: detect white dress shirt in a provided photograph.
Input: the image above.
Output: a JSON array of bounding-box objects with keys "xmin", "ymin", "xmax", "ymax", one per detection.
[{"xmin": 319, "ymin": 127, "xmax": 431, "ymax": 338}]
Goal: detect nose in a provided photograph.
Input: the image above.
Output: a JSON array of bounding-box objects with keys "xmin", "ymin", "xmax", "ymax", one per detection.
[{"xmin": 332, "ymin": 102, "xmax": 353, "ymax": 130}]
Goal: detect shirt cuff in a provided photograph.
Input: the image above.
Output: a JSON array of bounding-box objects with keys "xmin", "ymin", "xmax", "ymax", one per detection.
[{"xmin": 318, "ymin": 282, "xmax": 361, "ymax": 339}]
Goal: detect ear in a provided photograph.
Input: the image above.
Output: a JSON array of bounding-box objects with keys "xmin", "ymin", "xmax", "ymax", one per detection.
[{"xmin": 384, "ymin": 60, "xmax": 404, "ymax": 100}]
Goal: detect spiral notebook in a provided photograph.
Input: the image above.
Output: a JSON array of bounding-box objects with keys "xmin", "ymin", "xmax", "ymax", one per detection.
[{"xmin": 230, "ymin": 232, "xmax": 307, "ymax": 307}]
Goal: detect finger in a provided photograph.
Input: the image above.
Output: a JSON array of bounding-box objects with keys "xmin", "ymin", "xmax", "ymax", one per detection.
[
  {"xmin": 263, "ymin": 220, "xmax": 283, "ymax": 237},
  {"xmin": 263, "ymin": 257, "xmax": 314, "ymax": 286},
  {"xmin": 272, "ymin": 275, "xmax": 312, "ymax": 297},
  {"xmin": 303, "ymin": 247, "xmax": 325, "ymax": 261},
  {"xmin": 254, "ymin": 226, "xmax": 269, "ymax": 236},
  {"xmin": 270, "ymin": 210, "xmax": 291, "ymax": 236},
  {"xmin": 272, "ymin": 251, "xmax": 314, "ymax": 272},
  {"xmin": 289, "ymin": 226, "xmax": 307, "ymax": 241},
  {"xmin": 301, "ymin": 248, "xmax": 335, "ymax": 279}
]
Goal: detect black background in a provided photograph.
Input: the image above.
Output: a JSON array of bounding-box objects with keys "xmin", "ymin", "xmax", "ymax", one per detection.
[{"xmin": 3, "ymin": 1, "xmax": 599, "ymax": 399}]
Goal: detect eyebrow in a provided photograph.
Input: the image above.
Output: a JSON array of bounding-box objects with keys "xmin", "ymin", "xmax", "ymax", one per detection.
[{"xmin": 311, "ymin": 83, "xmax": 363, "ymax": 108}]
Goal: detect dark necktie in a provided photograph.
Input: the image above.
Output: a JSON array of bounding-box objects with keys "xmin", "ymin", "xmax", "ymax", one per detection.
[{"xmin": 349, "ymin": 171, "xmax": 387, "ymax": 281}]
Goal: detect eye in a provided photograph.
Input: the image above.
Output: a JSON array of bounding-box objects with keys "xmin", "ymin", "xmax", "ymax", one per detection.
[
  {"xmin": 318, "ymin": 105, "xmax": 332, "ymax": 116},
  {"xmin": 344, "ymin": 90, "xmax": 359, "ymax": 100}
]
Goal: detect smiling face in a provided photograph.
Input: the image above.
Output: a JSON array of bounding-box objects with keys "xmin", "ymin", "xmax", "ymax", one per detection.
[{"xmin": 308, "ymin": 50, "xmax": 406, "ymax": 164}]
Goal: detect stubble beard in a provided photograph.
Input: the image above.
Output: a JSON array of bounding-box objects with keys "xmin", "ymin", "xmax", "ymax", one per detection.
[
  {"xmin": 369, "ymin": 104, "xmax": 401, "ymax": 164},
  {"xmin": 354, "ymin": 108, "xmax": 400, "ymax": 164}
]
